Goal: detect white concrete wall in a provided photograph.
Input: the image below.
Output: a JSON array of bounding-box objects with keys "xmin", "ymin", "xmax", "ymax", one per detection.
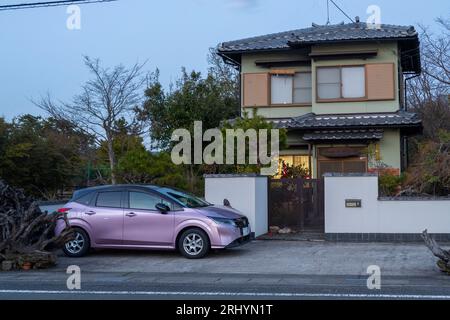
[
  {"xmin": 204, "ymin": 175, "xmax": 268, "ymax": 237},
  {"xmin": 325, "ymin": 176, "xmax": 450, "ymax": 234}
]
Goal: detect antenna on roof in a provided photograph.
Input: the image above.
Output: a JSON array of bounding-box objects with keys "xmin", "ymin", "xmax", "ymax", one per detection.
[{"xmin": 326, "ymin": 0, "xmax": 330, "ymax": 25}]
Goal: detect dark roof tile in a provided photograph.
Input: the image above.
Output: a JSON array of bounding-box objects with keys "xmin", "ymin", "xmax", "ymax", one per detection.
[
  {"xmin": 277, "ymin": 111, "xmax": 421, "ymax": 129},
  {"xmin": 219, "ymin": 22, "xmax": 417, "ymax": 53}
]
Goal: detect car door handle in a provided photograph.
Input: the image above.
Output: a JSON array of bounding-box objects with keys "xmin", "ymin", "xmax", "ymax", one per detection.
[
  {"xmin": 126, "ymin": 212, "xmax": 137, "ymax": 217},
  {"xmin": 85, "ymin": 211, "xmax": 96, "ymax": 216}
]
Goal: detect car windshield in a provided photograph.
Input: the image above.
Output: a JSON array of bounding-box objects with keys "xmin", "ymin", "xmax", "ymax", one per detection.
[{"xmin": 157, "ymin": 187, "xmax": 211, "ymax": 208}]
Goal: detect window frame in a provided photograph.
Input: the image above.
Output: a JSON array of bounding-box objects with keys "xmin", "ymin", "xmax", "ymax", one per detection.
[
  {"xmin": 269, "ymin": 71, "xmax": 312, "ymax": 107},
  {"xmin": 125, "ymin": 188, "xmax": 184, "ymax": 212},
  {"xmin": 94, "ymin": 190, "xmax": 124, "ymax": 209},
  {"xmin": 316, "ymin": 65, "xmax": 368, "ymax": 102}
]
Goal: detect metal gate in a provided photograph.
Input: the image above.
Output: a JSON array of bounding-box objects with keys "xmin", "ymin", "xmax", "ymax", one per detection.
[{"xmin": 268, "ymin": 178, "xmax": 324, "ymax": 233}]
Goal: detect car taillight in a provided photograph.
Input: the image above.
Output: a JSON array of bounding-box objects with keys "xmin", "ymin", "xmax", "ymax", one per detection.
[{"xmin": 57, "ymin": 208, "xmax": 71, "ymax": 213}]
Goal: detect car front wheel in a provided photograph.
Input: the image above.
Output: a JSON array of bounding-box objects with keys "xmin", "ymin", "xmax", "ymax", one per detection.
[
  {"xmin": 62, "ymin": 228, "xmax": 90, "ymax": 257},
  {"xmin": 178, "ymin": 228, "xmax": 210, "ymax": 259}
]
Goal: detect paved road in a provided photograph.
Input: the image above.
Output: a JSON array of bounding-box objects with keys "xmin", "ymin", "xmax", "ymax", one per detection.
[{"xmin": 1, "ymin": 240, "xmax": 449, "ymax": 300}]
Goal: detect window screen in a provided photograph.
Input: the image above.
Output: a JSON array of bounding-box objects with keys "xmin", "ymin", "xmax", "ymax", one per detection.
[
  {"xmin": 342, "ymin": 67, "xmax": 365, "ymax": 98},
  {"xmin": 96, "ymin": 192, "xmax": 122, "ymax": 208},
  {"xmin": 271, "ymin": 74, "xmax": 293, "ymax": 104},
  {"xmin": 317, "ymin": 68, "xmax": 341, "ymax": 99},
  {"xmin": 293, "ymin": 73, "xmax": 312, "ymax": 104}
]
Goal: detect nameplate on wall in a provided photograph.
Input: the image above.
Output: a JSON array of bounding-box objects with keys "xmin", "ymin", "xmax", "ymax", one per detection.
[{"xmin": 345, "ymin": 199, "xmax": 362, "ymax": 208}]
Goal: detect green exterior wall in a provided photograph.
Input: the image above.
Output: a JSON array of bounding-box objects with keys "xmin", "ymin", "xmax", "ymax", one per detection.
[
  {"xmin": 240, "ymin": 41, "xmax": 403, "ymax": 177},
  {"xmin": 240, "ymin": 42, "xmax": 401, "ymax": 117}
]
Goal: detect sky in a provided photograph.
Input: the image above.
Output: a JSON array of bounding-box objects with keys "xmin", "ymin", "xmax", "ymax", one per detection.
[{"xmin": 0, "ymin": 0, "xmax": 449, "ymax": 120}]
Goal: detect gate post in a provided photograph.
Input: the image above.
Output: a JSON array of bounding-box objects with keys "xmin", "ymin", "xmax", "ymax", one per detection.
[{"xmin": 204, "ymin": 174, "xmax": 268, "ymax": 237}]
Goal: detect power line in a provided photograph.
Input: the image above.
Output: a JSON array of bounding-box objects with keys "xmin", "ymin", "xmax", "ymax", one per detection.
[
  {"xmin": 0, "ymin": 0, "xmax": 117, "ymax": 11},
  {"xmin": 329, "ymin": 0, "xmax": 355, "ymax": 23}
]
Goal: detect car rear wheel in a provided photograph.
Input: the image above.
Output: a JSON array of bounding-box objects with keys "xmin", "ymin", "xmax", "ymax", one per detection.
[
  {"xmin": 178, "ymin": 228, "xmax": 210, "ymax": 259},
  {"xmin": 62, "ymin": 228, "xmax": 90, "ymax": 257}
]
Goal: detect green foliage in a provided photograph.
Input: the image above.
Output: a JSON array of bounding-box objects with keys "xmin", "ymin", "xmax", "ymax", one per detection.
[
  {"xmin": 279, "ymin": 161, "xmax": 309, "ymax": 179},
  {"xmin": 203, "ymin": 112, "xmax": 287, "ymax": 176},
  {"xmin": 117, "ymin": 148, "xmax": 187, "ymax": 189},
  {"xmin": 405, "ymin": 129, "xmax": 450, "ymax": 196},
  {"xmin": 379, "ymin": 173, "xmax": 405, "ymax": 196},
  {"xmin": 0, "ymin": 115, "xmax": 93, "ymax": 198},
  {"xmin": 140, "ymin": 68, "xmax": 239, "ymax": 150}
]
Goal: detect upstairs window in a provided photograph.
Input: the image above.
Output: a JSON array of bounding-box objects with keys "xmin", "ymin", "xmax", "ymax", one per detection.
[
  {"xmin": 270, "ymin": 72, "xmax": 312, "ymax": 105},
  {"xmin": 317, "ymin": 66, "xmax": 366, "ymax": 100},
  {"xmin": 271, "ymin": 74, "xmax": 293, "ymax": 104}
]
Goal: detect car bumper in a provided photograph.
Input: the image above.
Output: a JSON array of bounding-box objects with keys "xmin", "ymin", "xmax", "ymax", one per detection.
[
  {"xmin": 225, "ymin": 234, "xmax": 252, "ymax": 248},
  {"xmin": 210, "ymin": 223, "xmax": 252, "ymax": 249}
]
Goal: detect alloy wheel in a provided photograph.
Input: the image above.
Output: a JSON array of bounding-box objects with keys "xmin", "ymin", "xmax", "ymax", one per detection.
[
  {"xmin": 65, "ymin": 232, "xmax": 85, "ymax": 254},
  {"xmin": 182, "ymin": 233, "xmax": 204, "ymax": 256}
]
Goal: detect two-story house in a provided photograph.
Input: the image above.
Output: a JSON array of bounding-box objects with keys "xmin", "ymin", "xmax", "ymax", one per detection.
[{"xmin": 218, "ymin": 21, "xmax": 422, "ymax": 178}]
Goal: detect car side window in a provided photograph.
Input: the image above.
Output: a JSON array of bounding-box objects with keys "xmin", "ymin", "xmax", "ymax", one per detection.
[
  {"xmin": 74, "ymin": 192, "xmax": 94, "ymax": 206},
  {"xmin": 129, "ymin": 192, "xmax": 162, "ymax": 211},
  {"xmin": 95, "ymin": 191, "xmax": 122, "ymax": 208}
]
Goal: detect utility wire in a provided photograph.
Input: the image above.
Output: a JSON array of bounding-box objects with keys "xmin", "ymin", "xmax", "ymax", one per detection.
[
  {"xmin": 329, "ymin": 0, "xmax": 355, "ymax": 23},
  {"xmin": 0, "ymin": 0, "xmax": 117, "ymax": 11}
]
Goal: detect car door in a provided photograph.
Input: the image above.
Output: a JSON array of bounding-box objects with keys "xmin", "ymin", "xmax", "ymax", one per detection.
[
  {"xmin": 123, "ymin": 190, "xmax": 175, "ymax": 246},
  {"xmin": 87, "ymin": 190, "xmax": 125, "ymax": 245}
]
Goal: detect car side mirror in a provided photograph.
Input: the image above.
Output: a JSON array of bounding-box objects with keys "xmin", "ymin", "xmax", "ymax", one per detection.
[{"xmin": 155, "ymin": 203, "xmax": 170, "ymax": 214}]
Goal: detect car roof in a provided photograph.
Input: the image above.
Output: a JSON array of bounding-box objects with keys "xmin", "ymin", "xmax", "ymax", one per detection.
[{"xmin": 72, "ymin": 184, "xmax": 160, "ymax": 199}]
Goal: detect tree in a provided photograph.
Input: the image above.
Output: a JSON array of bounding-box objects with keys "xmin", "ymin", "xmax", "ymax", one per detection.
[
  {"xmin": 203, "ymin": 112, "xmax": 288, "ymax": 176},
  {"xmin": 141, "ymin": 68, "xmax": 239, "ymax": 150},
  {"xmin": 34, "ymin": 56, "xmax": 147, "ymax": 184},
  {"xmin": 404, "ymin": 130, "xmax": 450, "ymax": 196},
  {"xmin": 0, "ymin": 115, "xmax": 93, "ymax": 198},
  {"xmin": 138, "ymin": 55, "xmax": 239, "ymax": 193},
  {"xmin": 117, "ymin": 149, "xmax": 187, "ymax": 189},
  {"xmin": 408, "ymin": 18, "xmax": 450, "ymax": 142}
]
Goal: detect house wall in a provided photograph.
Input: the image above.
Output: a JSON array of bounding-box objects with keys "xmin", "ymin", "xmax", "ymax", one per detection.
[
  {"xmin": 312, "ymin": 42, "xmax": 400, "ymax": 114},
  {"xmin": 240, "ymin": 42, "xmax": 400, "ymax": 118},
  {"xmin": 241, "ymin": 51, "xmax": 312, "ymax": 119},
  {"xmin": 377, "ymin": 129, "xmax": 401, "ymax": 170},
  {"xmin": 324, "ymin": 175, "xmax": 450, "ymax": 237},
  {"xmin": 204, "ymin": 175, "xmax": 268, "ymax": 237}
]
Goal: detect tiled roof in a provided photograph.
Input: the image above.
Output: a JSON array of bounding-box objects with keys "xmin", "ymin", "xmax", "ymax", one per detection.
[
  {"xmin": 303, "ymin": 129, "xmax": 384, "ymax": 141},
  {"xmin": 219, "ymin": 22, "xmax": 418, "ymax": 53},
  {"xmin": 277, "ymin": 111, "xmax": 422, "ymax": 130}
]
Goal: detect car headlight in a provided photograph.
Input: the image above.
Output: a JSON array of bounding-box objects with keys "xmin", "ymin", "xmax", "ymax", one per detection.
[{"xmin": 208, "ymin": 217, "xmax": 236, "ymax": 227}]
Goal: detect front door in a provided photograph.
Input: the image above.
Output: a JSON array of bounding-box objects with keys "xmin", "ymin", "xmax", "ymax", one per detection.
[
  {"xmin": 89, "ymin": 190, "xmax": 124, "ymax": 245},
  {"xmin": 123, "ymin": 190, "xmax": 175, "ymax": 246}
]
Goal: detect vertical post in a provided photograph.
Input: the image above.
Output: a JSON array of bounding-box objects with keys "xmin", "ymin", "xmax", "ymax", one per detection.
[{"xmin": 308, "ymin": 144, "xmax": 313, "ymax": 179}]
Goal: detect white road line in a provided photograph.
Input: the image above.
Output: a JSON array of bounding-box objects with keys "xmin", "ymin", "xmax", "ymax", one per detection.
[{"xmin": 0, "ymin": 290, "xmax": 450, "ymax": 299}]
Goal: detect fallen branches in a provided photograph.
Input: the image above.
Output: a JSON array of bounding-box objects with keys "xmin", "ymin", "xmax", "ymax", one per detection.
[
  {"xmin": 421, "ymin": 229, "xmax": 450, "ymax": 274},
  {"xmin": 0, "ymin": 180, "xmax": 73, "ymax": 270}
]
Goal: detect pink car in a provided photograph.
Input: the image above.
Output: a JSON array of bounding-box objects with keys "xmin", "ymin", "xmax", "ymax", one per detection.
[{"xmin": 55, "ymin": 185, "xmax": 251, "ymax": 259}]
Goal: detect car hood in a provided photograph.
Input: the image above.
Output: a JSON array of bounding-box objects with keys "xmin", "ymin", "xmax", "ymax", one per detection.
[{"xmin": 194, "ymin": 205, "xmax": 244, "ymax": 219}]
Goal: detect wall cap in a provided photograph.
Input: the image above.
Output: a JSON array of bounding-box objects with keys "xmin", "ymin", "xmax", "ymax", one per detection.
[
  {"xmin": 204, "ymin": 174, "xmax": 268, "ymax": 178},
  {"xmin": 323, "ymin": 173, "xmax": 378, "ymax": 177},
  {"xmin": 379, "ymin": 196, "xmax": 450, "ymax": 201}
]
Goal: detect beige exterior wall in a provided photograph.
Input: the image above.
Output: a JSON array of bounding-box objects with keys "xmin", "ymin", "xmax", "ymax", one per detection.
[
  {"xmin": 240, "ymin": 42, "xmax": 403, "ymax": 176},
  {"xmin": 240, "ymin": 42, "xmax": 401, "ymax": 117},
  {"xmin": 377, "ymin": 129, "xmax": 401, "ymax": 169},
  {"xmin": 311, "ymin": 42, "xmax": 400, "ymax": 114},
  {"xmin": 241, "ymin": 51, "xmax": 312, "ymax": 119},
  {"xmin": 282, "ymin": 129, "xmax": 401, "ymax": 179}
]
